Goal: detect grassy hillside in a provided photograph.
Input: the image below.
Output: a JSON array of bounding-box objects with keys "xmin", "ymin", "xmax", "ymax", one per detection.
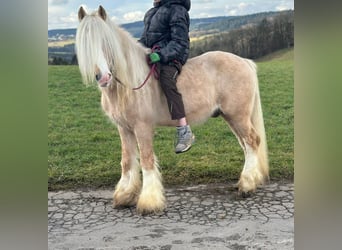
[
  {"xmin": 255, "ymin": 47, "xmax": 294, "ymax": 62},
  {"xmin": 48, "ymin": 49, "xmax": 293, "ymax": 190},
  {"xmin": 48, "ymin": 39, "xmax": 75, "ymax": 48}
]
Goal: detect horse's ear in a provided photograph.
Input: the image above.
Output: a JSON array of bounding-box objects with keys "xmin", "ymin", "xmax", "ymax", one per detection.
[
  {"xmin": 78, "ymin": 6, "xmax": 86, "ymax": 21},
  {"xmin": 98, "ymin": 5, "xmax": 107, "ymax": 21}
]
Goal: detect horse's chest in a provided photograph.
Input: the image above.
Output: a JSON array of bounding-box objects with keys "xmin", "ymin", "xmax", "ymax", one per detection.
[{"xmin": 101, "ymin": 94, "xmax": 120, "ymax": 121}]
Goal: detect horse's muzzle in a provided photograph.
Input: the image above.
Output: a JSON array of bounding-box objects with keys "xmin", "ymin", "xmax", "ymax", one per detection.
[{"xmin": 96, "ymin": 72, "xmax": 112, "ymax": 87}]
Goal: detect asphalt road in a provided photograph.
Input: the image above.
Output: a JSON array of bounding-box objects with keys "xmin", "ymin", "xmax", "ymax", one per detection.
[{"xmin": 48, "ymin": 182, "xmax": 294, "ymax": 249}]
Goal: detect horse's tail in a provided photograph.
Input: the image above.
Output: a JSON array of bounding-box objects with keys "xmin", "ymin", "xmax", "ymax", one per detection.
[{"xmin": 247, "ymin": 59, "xmax": 269, "ymax": 180}]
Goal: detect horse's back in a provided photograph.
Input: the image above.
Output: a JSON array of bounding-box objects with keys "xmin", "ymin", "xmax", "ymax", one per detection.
[
  {"xmin": 187, "ymin": 50, "xmax": 246, "ymax": 62},
  {"xmin": 181, "ymin": 51, "xmax": 255, "ymax": 82},
  {"xmin": 179, "ymin": 51, "xmax": 256, "ymax": 93}
]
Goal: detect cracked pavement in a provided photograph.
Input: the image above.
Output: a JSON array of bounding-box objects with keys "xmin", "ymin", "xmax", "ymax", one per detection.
[{"xmin": 48, "ymin": 182, "xmax": 294, "ymax": 249}]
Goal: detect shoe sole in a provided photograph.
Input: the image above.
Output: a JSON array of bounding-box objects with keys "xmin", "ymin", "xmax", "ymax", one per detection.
[{"xmin": 175, "ymin": 135, "xmax": 195, "ymax": 154}]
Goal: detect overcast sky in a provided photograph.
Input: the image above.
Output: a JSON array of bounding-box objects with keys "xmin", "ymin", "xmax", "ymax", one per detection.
[{"xmin": 48, "ymin": 0, "xmax": 294, "ymax": 30}]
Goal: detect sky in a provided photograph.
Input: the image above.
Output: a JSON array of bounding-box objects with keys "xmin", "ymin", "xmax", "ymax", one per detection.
[{"xmin": 48, "ymin": 0, "xmax": 294, "ymax": 30}]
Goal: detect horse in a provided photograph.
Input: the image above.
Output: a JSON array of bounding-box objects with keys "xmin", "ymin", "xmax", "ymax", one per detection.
[{"xmin": 75, "ymin": 5, "xmax": 269, "ymax": 214}]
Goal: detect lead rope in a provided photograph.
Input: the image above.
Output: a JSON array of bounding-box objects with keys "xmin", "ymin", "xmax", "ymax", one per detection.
[
  {"xmin": 114, "ymin": 46, "xmax": 160, "ymax": 90},
  {"xmin": 132, "ymin": 45, "xmax": 160, "ymax": 90},
  {"xmin": 132, "ymin": 63, "xmax": 158, "ymax": 90}
]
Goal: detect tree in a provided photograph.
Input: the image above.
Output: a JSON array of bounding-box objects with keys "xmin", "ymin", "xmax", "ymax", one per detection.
[
  {"xmin": 71, "ymin": 54, "xmax": 78, "ymax": 65},
  {"xmin": 49, "ymin": 56, "xmax": 69, "ymax": 65},
  {"xmin": 189, "ymin": 11, "xmax": 294, "ymax": 59}
]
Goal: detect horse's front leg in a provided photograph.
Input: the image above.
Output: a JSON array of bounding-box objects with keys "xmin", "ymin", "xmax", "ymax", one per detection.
[
  {"xmin": 134, "ymin": 123, "xmax": 166, "ymax": 214},
  {"xmin": 113, "ymin": 126, "xmax": 141, "ymax": 207}
]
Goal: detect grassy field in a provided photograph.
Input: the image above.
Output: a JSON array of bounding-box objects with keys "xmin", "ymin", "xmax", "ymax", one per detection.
[
  {"xmin": 48, "ymin": 48, "xmax": 293, "ymax": 190},
  {"xmin": 48, "ymin": 39, "xmax": 75, "ymax": 47}
]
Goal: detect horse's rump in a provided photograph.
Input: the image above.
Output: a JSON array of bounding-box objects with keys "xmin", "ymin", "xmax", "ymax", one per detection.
[{"xmin": 176, "ymin": 51, "xmax": 257, "ymax": 125}]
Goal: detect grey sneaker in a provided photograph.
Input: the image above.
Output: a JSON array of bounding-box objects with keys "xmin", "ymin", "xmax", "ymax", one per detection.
[{"xmin": 175, "ymin": 125, "xmax": 195, "ymax": 154}]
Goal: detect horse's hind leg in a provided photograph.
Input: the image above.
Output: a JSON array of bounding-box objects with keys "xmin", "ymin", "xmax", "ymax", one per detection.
[
  {"xmin": 134, "ymin": 123, "xmax": 166, "ymax": 214},
  {"xmin": 222, "ymin": 115, "xmax": 266, "ymax": 194},
  {"xmin": 113, "ymin": 126, "xmax": 141, "ymax": 207}
]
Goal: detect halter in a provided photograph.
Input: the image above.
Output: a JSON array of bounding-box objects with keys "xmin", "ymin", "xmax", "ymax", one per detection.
[{"xmin": 114, "ymin": 45, "xmax": 160, "ymax": 91}]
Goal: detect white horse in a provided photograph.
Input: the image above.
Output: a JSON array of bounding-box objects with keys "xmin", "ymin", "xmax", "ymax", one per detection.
[{"xmin": 76, "ymin": 6, "xmax": 269, "ymax": 214}]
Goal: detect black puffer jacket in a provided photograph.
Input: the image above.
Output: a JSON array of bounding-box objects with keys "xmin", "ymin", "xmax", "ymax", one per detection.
[{"xmin": 139, "ymin": 0, "xmax": 191, "ymax": 65}]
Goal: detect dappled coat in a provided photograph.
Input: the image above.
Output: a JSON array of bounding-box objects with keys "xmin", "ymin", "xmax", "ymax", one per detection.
[{"xmin": 139, "ymin": 0, "xmax": 191, "ymax": 65}]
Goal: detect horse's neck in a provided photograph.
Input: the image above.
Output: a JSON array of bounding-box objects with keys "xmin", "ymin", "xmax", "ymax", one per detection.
[
  {"xmin": 114, "ymin": 25, "xmax": 147, "ymax": 63},
  {"xmin": 115, "ymin": 29, "xmax": 151, "ymax": 88}
]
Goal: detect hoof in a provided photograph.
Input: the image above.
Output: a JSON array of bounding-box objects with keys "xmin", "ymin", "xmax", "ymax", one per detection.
[
  {"xmin": 238, "ymin": 190, "xmax": 253, "ymax": 198},
  {"xmin": 113, "ymin": 190, "xmax": 139, "ymax": 208},
  {"xmin": 136, "ymin": 204, "xmax": 166, "ymax": 215},
  {"xmin": 113, "ymin": 198, "xmax": 137, "ymax": 208},
  {"xmin": 136, "ymin": 194, "xmax": 166, "ymax": 215},
  {"xmin": 237, "ymin": 177, "xmax": 257, "ymax": 194},
  {"xmin": 238, "ymin": 168, "xmax": 266, "ymax": 194}
]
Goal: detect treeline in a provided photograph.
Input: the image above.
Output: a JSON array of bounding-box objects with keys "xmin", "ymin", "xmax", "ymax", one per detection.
[
  {"xmin": 190, "ymin": 11, "xmax": 289, "ymax": 35},
  {"xmin": 190, "ymin": 11, "xmax": 294, "ymax": 59},
  {"xmin": 48, "ymin": 43, "xmax": 76, "ymax": 65},
  {"xmin": 48, "ymin": 54, "xmax": 77, "ymax": 65}
]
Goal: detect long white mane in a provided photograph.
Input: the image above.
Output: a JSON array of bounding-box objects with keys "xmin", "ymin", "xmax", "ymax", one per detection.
[{"xmin": 75, "ymin": 8, "xmax": 149, "ymax": 89}]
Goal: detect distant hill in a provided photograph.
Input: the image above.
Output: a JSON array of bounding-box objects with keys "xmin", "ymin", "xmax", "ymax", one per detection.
[
  {"xmin": 48, "ymin": 21, "xmax": 145, "ymax": 40},
  {"xmin": 48, "ymin": 28, "xmax": 76, "ymax": 38},
  {"xmin": 48, "ymin": 10, "xmax": 291, "ymax": 41},
  {"xmin": 48, "ymin": 10, "xmax": 293, "ymax": 63},
  {"xmin": 192, "ymin": 11, "xmax": 291, "ymax": 32},
  {"xmin": 47, "ymin": 18, "xmax": 225, "ymax": 41}
]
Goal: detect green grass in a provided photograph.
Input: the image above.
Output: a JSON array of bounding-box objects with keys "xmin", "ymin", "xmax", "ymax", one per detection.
[
  {"xmin": 48, "ymin": 49, "xmax": 293, "ymax": 190},
  {"xmin": 256, "ymin": 47, "xmax": 294, "ymax": 62}
]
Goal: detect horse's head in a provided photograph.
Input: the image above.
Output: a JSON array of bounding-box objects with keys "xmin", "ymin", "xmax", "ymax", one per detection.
[{"xmin": 76, "ymin": 6, "xmax": 119, "ymax": 88}]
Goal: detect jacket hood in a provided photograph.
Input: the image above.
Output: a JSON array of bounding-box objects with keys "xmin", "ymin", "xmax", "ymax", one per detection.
[{"xmin": 159, "ymin": 0, "xmax": 191, "ymax": 11}]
